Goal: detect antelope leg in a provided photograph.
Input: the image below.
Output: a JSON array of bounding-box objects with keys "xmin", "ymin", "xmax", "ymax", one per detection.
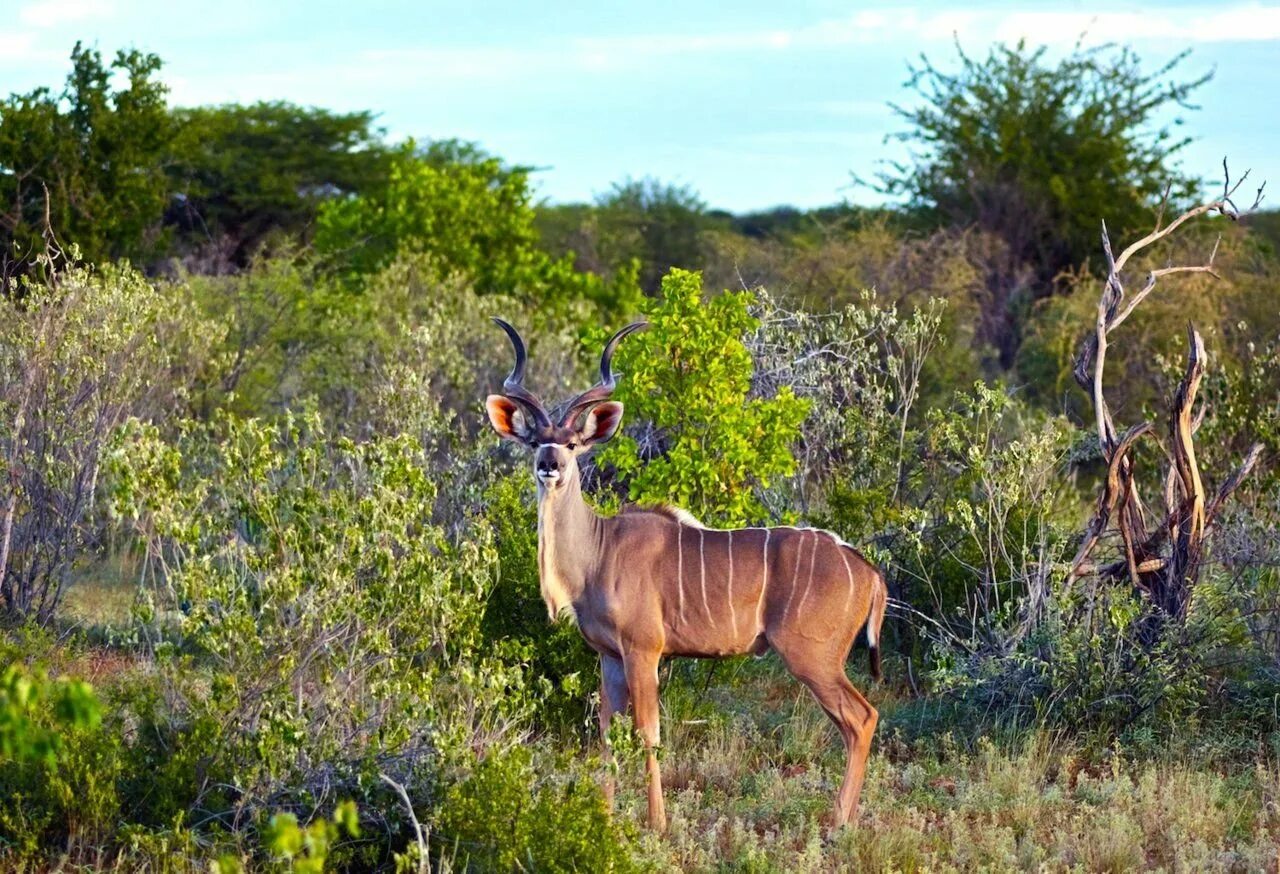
[
  {"xmin": 598, "ymin": 653, "xmax": 630, "ymax": 809},
  {"xmin": 624, "ymin": 650, "xmax": 667, "ymax": 833}
]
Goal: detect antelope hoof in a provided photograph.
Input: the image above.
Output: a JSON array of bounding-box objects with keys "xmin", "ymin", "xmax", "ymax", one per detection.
[{"xmin": 825, "ymin": 804, "xmax": 856, "ymax": 832}]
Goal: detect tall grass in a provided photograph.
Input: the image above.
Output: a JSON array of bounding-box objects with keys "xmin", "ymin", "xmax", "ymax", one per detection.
[{"xmin": 613, "ymin": 659, "xmax": 1280, "ymax": 873}]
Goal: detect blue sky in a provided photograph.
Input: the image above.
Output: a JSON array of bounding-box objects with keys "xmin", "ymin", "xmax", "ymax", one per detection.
[{"xmin": 1, "ymin": 1, "xmax": 1278, "ymax": 211}]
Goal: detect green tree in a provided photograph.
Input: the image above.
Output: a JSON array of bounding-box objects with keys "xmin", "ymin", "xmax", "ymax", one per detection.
[
  {"xmin": 0, "ymin": 42, "xmax": 172, "ymax": 269},
  {"xmin": 315, "ymin": 146, "xmax": 640, "ymax": 313},
  {"xmin": 875, "ymin": 41, "xmax": 1209, "ymax": 363},
  {"xmin": 595, "ymin": 178, "xmax": 714, "ymax": 293},
  {"xmin": 167, "ymin": 102, "xmax": 392, "ymax": 263},
  {"xmin": 539, "ymin": 178, "xmax": 716, "ymax": 295},
  {"xmin": 597, "ymin": 269, "xmax": 809, "ymax": 526},
  {"xmin": 314, "ymin": 145, "xmax": 537, "ymax": 286}
]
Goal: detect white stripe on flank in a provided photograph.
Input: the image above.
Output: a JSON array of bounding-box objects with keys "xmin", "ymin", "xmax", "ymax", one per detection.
[
  {"xmin": 699, "ymin": 527, "xmax": 717, "ymax": 628},
  {"xmin": 726, "ymin": 530, "xmax": 738, "ymax": 640},
  {"xmin": 676, "ymin": 521, "xmax": 687, "ymax": 626},
  {"xmin": 755, "ymin": 529, "xmax": 771, "ymax": 632},
  {"xmin": 797, "ymin": 529, "xmax": 821, "ymax": 614},
  {"xmin": 783, "ymin": 530, "xmax": 811, "ymax": 621},
  {"xmin": 836, "ymin": 534, "xmax": 857, "ymax": 617}
]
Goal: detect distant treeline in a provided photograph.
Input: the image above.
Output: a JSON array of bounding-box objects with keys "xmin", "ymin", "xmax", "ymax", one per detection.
[{"xmin": 2, "ymin": 39, "xmax": 1278, "ymax": 371}]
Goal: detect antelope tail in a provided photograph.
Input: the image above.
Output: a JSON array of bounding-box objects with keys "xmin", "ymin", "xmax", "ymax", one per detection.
[{"xmin": 865, "ymin": 571, "xmax": 888, "ymax": 681}]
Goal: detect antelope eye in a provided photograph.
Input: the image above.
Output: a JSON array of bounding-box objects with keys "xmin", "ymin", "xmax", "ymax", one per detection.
[{"xmin": 567, "ymin": 442, "xmax": 577, "ymax": 450}]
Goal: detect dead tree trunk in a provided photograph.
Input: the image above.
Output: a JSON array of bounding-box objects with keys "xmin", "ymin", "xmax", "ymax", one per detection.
[{"xmin": 1070, "ymin": 162, "xmax": 1266, "ymax": 621}]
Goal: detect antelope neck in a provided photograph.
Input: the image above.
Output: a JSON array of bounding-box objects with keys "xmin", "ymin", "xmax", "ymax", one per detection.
[{"xmin": 536, "ymin": 471, "xmax": 602, "ymax": 619}]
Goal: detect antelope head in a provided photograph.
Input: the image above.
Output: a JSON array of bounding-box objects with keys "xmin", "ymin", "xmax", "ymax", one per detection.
[{"xmin": 485, "ymin": 318, "xmax": 647, "ymax": 492}]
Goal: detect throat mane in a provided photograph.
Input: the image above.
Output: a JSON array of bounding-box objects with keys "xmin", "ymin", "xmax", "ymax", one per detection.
[{"xmin": 536, "ymin": 489, "xmax": 579, "ymax": 621}]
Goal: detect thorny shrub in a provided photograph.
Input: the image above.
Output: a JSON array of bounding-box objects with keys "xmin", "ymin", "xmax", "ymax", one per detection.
[{"xmin": 107, "ymin": 411, "xmax": 534, "ymax": 825}]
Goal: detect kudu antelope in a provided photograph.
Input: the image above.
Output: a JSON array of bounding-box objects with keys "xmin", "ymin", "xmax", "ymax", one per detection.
[{"xmin": 484, "ymin": 319, "xmax": 888, "ymax": 831}]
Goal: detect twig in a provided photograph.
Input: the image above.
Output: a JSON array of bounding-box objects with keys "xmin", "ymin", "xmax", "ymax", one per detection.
[{"xmin": 380, "ymin": 773, "xmax": 429, "ymax": 874}]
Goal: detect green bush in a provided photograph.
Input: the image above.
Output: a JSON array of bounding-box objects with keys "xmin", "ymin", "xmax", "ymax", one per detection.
[
  {"xmin": 1015, "ymin": 223, "xmax": 1272, "ymax": 421},
  {"xmin": 0, "ymin": 648, "xmax": 115, "ymax": 855},
  {"xmin": 108, "ymin": 411, "xmax": 533, "ymax": 821},
  {"xmin": 436, "ymin": 745, "xmax": 634, "ymax": 873},
  {"xmin": 0, "ymin": 659, "xmax": 100, "ymax": 766},
  {"xmin": 598, "ymin": 269, "xmax": 809, "ymax": 527},
  {"xmin": 170, "ymin": 250, "xmax": 333, "ymax": 418},
  {"xmin": 0, "ymin": 262, "xmax": 173, "ymax": 624},
  {"xmin": 899, "ymin": 372, "xmax": 1274, "ymax": 745},
  {"xmin": 750, "ymin": 290, "xmax": 949, "ymax": 531},
  {"xmin": 261, "ymin": 801, "xmax": 360, "ymax": 874},
  {"xmin": 303, "ymin": 251, "xmax": 587, "ymax": 444},
  {"xmin": 314, "ymin": 147, "xmax": 641, "ymax": 316},
  {"xmin": 706, "ymin": 218, "xmax": 991, "ymax": 376}
]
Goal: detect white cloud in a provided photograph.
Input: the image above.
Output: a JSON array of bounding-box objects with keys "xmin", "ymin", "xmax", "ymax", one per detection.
[
  {"xmin": 0, "ymin": 31, "xmax": 39, "ymax": 57},
  {"xmin": 0, "ymin": 30, "xmax": 64, "ymax": 66},
  {"xmin": 79, "ymin": 1, "xmax": 1280, "ymax": 118},
  {"xmin": 572, "ymin": 29, "xmax": 797, "ymax": 59},
  {"xmin": 18, "ymin": 0, "xmax": 113, "ymax": 28},
  {"xmin": 0, "ymin": 2, "xmax": 111, "ymax": 72},
  {"xmin": 561, "ymin": 3, "xmax": 1280, "ymax": 67},
  {"xmin": 991, "ymin": 6, "xmax": 1280, "ymax": 45},
  {"xmin": 163, "ymin": 46, "xmax": 547, "ymax": 107},
  {"xmin": 177, "ymin": 2, "xmax": 1277, "ymax": 101}
]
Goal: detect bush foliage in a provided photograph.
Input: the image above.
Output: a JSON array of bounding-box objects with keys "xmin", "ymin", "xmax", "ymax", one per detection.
[{"xmin": 599, "ymin": 269, "xmax": 810, "ymax": 527}]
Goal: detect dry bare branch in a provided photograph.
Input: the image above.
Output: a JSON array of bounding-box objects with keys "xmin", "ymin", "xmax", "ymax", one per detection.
[
  {"xmin": 1207, "ymin": 442, "xmax": 1265, "ymax": 528},
  {"xmin": 380, "ymin": 773, "xmax": 429, "ymax": 874},
  {"xmin": 1071, "ymin": 422, "xmax": 1152, "ymax": 578},
  {"xmin": 1071, "ymin": 161, "xmax": 1267, "ymax": 621}
]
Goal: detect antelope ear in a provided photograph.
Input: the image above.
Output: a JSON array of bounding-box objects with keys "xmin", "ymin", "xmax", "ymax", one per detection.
[
  {"xmin": 486, "ymin": 395, "xmax": 533, "ymax": 444},
  {"xmin": 579, "ymin": 401, "xmax": 624, "ymax": 445}
]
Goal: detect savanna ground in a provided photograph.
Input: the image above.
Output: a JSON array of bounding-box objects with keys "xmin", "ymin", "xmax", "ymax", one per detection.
[{"xmin": 47, "ymin": 570, "xmax": 1280, "ymax": 873}]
